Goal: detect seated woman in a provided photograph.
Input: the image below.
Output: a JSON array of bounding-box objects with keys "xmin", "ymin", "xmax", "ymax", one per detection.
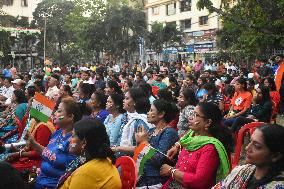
[
  {"xmin": 195, "ymin": 77, "xmax": 207, "ymax": 101},
  {"xmin": 57, "ymin": 119, "xmax": 121, "ymax": 189},
  {"xmin": 263, "ymin": 77, "xmax": 280, "ymax": 117},
  {"xmin": 160, "ymin": 102, "xmax": 233, "ymax": 189},
  {"xmin": 135, "ymin": 100, "xmax": 179, "ymax": 188},
  {"xmin": 213, "ymin": 124, "xmax": 284, "ymax": 188},
  {"xmin": 223, "ymin": 84, "xmax": 235, "ymax": 113},
  {"xmin": 112, "ymin": 88, "xmax": 153, "ymax": 157},
  {"xmin": 140, "ymin": 83, "xmax": 156, "ymax": 105},
  {"xmin": 25, "ymin": 85, "xmax": 36, "ymax": 101},
  {"xmin": 157, "ymin": 89, "xmax": 179, "ymax": 129},
  {"xmin": 230, "ymin": 86, "xmax": 272, "ymax": 133},
  {"xmin": 247, "ymin": 78, "xmax": 257, "ymax": 97},
  {"xmin": 224, "ymin": 77, "xmax": 252, "ymax": 127},
  {"xmin": 121, "ymin": 80, "xmax": 133, "ymax": 94},
  {"xmin": 6, "ymin": 118, "xmax": 55, "ymax": 171},
  {"xmin": 104, "ymin": 80, "xmax": 123, "ymax": 96},
  {"xmin": 55, "ymin": 85, "xmax": 73, "ymax": 111},
  {"xmin": 202, "ymin": 83, "xmax": 224, "ymax": 111},
  {"xmin": 104, "ymin": 93, "xmax": 125, "ymax": 146},
  {"xmin": 89, "ymin": 91, "xmax": 109, "ymax": 123},
  {"xmin": 176, "ymin": 88, "xmax": 198, "ymax": 137},
  {"xmin": 0, "ymin": 89, "xmax": 28, "ymax": 143},
  {"xmin": 25, "ymin": 99, "xmax": 83, "ymax": 189},
  {"xmin": 77, "ymin": 83, "xmax": 93, "ymax": 103}
]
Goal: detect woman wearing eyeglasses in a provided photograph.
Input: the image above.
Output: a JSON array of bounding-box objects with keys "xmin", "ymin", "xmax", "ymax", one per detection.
[{"xmin": 160, "ymin": 102, "xmax": 233, "ymax": 189}]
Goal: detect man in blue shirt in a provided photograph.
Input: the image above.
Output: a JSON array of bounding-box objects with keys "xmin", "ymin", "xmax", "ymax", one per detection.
[{"xmin": 2, "ymin": 64, "xmax": 12, "ymax": 78}]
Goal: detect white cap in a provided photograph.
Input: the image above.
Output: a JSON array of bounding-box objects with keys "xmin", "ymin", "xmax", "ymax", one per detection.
[{"xmin": 12, "ymin": 79, "xmax": 23, "ymax": 84}]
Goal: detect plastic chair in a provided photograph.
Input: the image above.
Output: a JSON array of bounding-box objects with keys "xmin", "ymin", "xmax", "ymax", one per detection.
[
  {"xmin": 271, "ymin": 100, "xmax": 278, "ymax": 123},
  {"xmin": 15, "ymin": 116, "xmax": 25, "ymax": 140},
  {"xmin": 115, "ymin": 156, "xmax": 137, "ymax": 189},
  {"xmin": 232, "ymin": 122, "xmax": 264, "ymax": 169},
  {"xmin": 21, "ymin": 112, "xmax": 29, "ymax": 128}
]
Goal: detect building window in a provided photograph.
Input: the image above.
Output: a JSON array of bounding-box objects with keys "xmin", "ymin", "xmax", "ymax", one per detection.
[
  {"xmin": 21, "ymin": 0, "xmax": 28, "ymax": 7},
  {"xmin": 180, "ymin": 0, "xmax": 191, "ymax": 12},
  {"xmin": 180, "ymin": 19, "xmax": 191, "ymax": 31},
  {"xmin": 199, "ymin": 16, "xmax": 209, "ymax": 26},
  {"xmin": 152, "ymin": 7, "xmax": 159, "ymax": 15},
  {"xmin": 166, "ymin": 3, "xmax": 176, "ymax": 16},
  {"xmin": 166, "ymin": 21, "xmax": 176, "ymax": 27},
  {"xmin": 3, "ymin": 0, "xmax": 13, "ymax": 6},
  {"xmin": 21, "ymin": 17, "xmax": 29, "ymax": 23}
]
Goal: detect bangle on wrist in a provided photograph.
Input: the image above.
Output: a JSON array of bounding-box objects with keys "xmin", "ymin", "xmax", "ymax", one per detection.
[
  {"xmin": 168, "ymin": 167, "xmax": 174, "ymax": 175},
  {"xmin": 174, "ymin": 142, "xmax": 181, "ymax": 149},
  {"xmin": 19, "ymin": 149, "xmax": 23, "ymax": 158},
  {"xmin": 171, "ymin": 169, "xmax": 178, "ymax": 179}
]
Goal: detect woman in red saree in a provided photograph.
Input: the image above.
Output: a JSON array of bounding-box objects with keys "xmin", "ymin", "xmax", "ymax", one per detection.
[{"xmin": 6, "ymin": 118, "xmax": 55, "ymax": 171}]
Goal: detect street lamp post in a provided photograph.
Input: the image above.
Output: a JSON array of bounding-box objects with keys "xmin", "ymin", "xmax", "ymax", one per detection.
[{"xmin": 43, "ymin": 16, "xmax": 47, "ymax": 63}]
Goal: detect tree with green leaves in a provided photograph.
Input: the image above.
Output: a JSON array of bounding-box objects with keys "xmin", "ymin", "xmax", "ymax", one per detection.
[
  {"xmin": 197, "ymin": 0, "xmax": 284, "ymax": 58},
  {"xmin": 64, "ymin": 0, "xmax": 107, "ymax": 63},
  {"xmin": 32, "ymin": 0, "xmax": 75, "ymax": 64},
  {"xmin": 145, "ymin": 22, "xmax": 182, "ymax": 55},
  {"xmin": 78, "ymin": 1, "xmax": 147, "ymax": 62}
]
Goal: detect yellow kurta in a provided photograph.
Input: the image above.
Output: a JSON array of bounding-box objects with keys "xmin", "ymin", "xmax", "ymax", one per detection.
[{"xmin": 60, "ymin": 159, "xmax": 122, "ymax": 189}]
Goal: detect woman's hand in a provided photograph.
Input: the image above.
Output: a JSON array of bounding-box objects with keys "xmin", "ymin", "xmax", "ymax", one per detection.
[
  {"xmin": 24, "ymin": 132, "xmax": 35, "ymax": 148},
  {"xmin": 160, "ymin": 164, "xmax": 173, "ymax": 177},
  {"xmin": 167, "ymin": 145, "xmax": 179, "ymax": 160},
  {"xmin": 135, "ymin": 125, "xmax": 148, "ymax": 145},
  {"xmin": 200, "ymin": 94, "xmax": 208, "ymax": 102},
  {"xmin": 247, "ymin": 115, "xmax": 255, "ymax": 119},
  {"xmin": 6, "ymin": 152, "xmax": 20, "ymax": 162},
  {"xmin": 224, "ymin": 114, "xmax": 230, "ymax": 119},
  {"xmin": 9, "ymin": 144, "xmax": 18, "ymax": 153}
]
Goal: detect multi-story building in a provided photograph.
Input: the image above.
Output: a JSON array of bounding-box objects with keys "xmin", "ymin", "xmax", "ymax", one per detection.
[
  {"xmin": 2, "ymin": 0, "xmax": 42, "ymax": 23},
  {"xmin": 145, "ymin": 0, "xmax": 222, "ymax": 61},
  {"xmin": 1, "ymin": 0, "xmax": 42, "ymax": 70}
]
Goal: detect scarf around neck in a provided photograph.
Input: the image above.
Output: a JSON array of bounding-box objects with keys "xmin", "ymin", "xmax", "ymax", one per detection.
[
  {"xmin": 180, "ymin": 130, "xmax": 230, "ymax": 182},
  {"xmin": 120, "ymin": 112, "xmax": 154, "ymax": 147}
]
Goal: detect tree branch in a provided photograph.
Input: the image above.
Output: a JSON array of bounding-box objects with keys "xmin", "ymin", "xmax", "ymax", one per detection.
[{"xmin": 199, "ymin": 2, "xmax": 275, "ymax": 35}]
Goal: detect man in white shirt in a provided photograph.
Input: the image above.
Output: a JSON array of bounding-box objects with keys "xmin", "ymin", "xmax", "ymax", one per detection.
[
  {"xmin": 81, "ymin": 71, "xmax": 94, "ymax": 84},
  {"xmin": 113, "ymin": 64, "xmax": 120, "ymax": 74},
  {"xmin": 45, "ymin": 74, "xmax": 60, "ymax": 100},
  {"xmin": 62, "ymin": 74, "xmax": 72, "ymax": 87},
  {"xmin": 12, "ymin": 79, "xmax": 25, "ymax": 90},
  {"xmin": 0, "ymin": 77, "xmax": 15, "ymax": 105},
  {"xmin": 204, "ymin": 62, "xmax": 213, "ymax": 71}
]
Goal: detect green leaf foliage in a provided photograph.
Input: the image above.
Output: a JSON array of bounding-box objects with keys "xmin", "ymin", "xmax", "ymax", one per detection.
[{"xmin": 197, "ymin": 0, "xmax": 284, "ymax": 58}]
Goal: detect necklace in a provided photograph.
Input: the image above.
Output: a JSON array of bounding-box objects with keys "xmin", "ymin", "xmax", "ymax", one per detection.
[{"xmin": 149, "ymin": 126, "xmax": 168, "ymax": 139}]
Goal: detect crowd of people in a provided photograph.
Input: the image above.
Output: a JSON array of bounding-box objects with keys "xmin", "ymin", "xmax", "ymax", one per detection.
[{"xmin": 0, "ymin": 55, "xmax": 283, "ymax": 189}]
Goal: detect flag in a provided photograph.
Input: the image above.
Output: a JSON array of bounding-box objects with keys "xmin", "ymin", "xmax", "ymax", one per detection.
[
  {"xmin": 30, "ymin": 92, "xmax": 55, "ymax": 123},
  {"xmin": 133, "ymin": 143, "xmax": 157, "ymax": 178}
]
